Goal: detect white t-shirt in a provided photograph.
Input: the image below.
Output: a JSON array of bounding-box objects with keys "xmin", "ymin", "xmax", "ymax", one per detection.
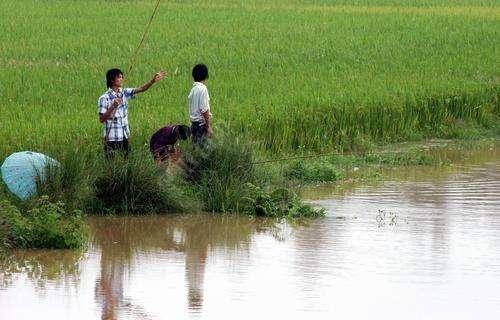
[{"xmin": 188, "ymin": 82, "xmax": 211, "ymax": 124}]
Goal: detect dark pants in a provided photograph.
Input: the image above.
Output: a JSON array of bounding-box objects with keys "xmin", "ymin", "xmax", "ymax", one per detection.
[
  {"xmin": 191, "ymin": 121, "xmax": 208, "ymax": 148},
  {"xmin": 104, "ymin": 139, "xmax": 130, "ymax": 159}
]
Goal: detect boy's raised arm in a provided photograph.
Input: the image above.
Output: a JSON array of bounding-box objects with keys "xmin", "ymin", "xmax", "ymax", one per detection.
[{"xmin": 134, "ymin": 70, "xmax": 167, "ymax": 94}]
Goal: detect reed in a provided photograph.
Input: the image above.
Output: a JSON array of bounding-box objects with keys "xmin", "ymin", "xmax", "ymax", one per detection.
[{"xmin": 89, "ymin": 151, "xmax": 196, "ymax": 214}]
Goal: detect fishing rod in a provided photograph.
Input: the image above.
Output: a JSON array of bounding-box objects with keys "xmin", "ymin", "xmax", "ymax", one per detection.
[
  {"xmin": 105, "ymin": 0, "xmax": 162, "ymax": 143},
  {"xmin": 127, "ymin": 0, "xmax": 163, "ymax": 76}
]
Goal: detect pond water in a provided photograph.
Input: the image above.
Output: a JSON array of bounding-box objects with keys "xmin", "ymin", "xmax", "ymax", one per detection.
[{"xmin": 1, "ymin": 144, "xmax": 499, "ymax": 319}]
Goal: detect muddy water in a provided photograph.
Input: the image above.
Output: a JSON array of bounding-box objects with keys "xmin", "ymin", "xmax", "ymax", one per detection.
[{"xmin": 1, "ymin": 146, "xmax": 499, "ymax": 319}]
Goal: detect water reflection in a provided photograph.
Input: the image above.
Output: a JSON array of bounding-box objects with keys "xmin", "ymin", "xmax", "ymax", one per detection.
[
  {"xmin": 89, "ymin": 215, "xmax": 284, "ymax": 318},
  {"xmin": 0, "ymin": 214, "xmax": 286, "ymax": 319},
  {"xmin": 92, "ymin": 218, "xmax": 133, "ymax": 320},
  {"xmin": 0, "ymin": 249, "xmax": 83, "ymax": 290}
]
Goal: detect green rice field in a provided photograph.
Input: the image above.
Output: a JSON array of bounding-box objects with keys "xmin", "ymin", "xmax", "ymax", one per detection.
[{"xmin": 0, "ymin": 0, "xmax": 498, "ymax": 158}]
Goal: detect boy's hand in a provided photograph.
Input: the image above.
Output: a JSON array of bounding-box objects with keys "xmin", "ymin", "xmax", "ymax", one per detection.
[
  {"xmin": 134, "ymin": 70, "xmax": 167, "ymax": 94},
  {"xmin": 152, "ymin": 70, "xmax": 167, "ymax": 83},
  {"xmin": 207, "ymin": 126, "xmax": 213, "ymax": 138},
  {"xmin": 111, "ymin": 97, "xmax": 122, "ymax": 109}
]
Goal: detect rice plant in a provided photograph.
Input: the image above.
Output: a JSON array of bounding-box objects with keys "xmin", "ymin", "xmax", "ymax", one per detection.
[{"xmin": 0, "ymin": 0, "xmax": 497, "ymax": 160}]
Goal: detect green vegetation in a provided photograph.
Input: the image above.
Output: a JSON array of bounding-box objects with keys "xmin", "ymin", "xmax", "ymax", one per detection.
[
  {"xmin": 0, "ymin": 135, "xmax": 325, "ymax": 253},
  {"xmin": 182, "ymin": 135, "xmax": 325, "ymax": 217},
  {"xmin": 258, "ymin": 145, "xmax": 446, "ymax": 186},
  {"xmin": 0, "ymin": 196, "xmax": 88, "ymax": 250},
  {"xmin": 275, "ymin": 138, "xmax": 497, "ymax": 186},
  {"xmin": 0, "ymin": 1, "xmax": 499, "ymax": 250},
  {"xmin": 284, "ymin": 160, "xmax": 345, "ymax": 183},
  {"xmin": 239, "ymin": 183, "xmax": 326, "ymax": 218},
  {"xmin": 34, "ymin": 147, "xmax": 96, "ymax": 211},
  {"xmin": 90, "ymin": 153, "xmax": 195, "ymax": 214},
  {"xmin": 0, "ymin": 0, "xmax": 498, "ymax": 158}
]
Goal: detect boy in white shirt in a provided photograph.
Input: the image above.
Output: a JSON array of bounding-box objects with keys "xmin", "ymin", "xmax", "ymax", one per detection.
[{"xmin": 188, "ymin": 64, "xmax": 212, "ymax": 147}]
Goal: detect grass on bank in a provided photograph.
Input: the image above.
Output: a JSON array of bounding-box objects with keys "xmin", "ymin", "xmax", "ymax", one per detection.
[
  {"xmin": 2, "ymin": 135, "xmax": 326, "ymax": 218},
  {"xmin": 0, "ymin": 134, "xmax": 328, "ymax": 252},
  {"xmin": 280, "ymin": 149, "xmax": 442, "ymax": 185},
  {"xmin": 0, "ymin": 196, "xmax": 88, "ymax": 250},
  {"xmin": 262, "ymin": 137, "xmax": 499, "ymax": 186},
  {"xmin": 89, "ymin": 153, "xmax": 196, "ymax": 214},
  {"xmin": 0, "ymin": 135, "xmax": 497, "ymax": 253},
  {"xmin": 182, "ymin": 134, "xmax": 326, "ymax": 217}
]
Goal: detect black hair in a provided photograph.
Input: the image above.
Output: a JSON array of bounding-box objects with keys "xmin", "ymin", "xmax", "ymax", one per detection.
[
  {"xmin": 106, "ymin": 68, "xmax": 123, "ymax": 88},
  {"xmin": 177, "ymin": 124, "xmax": 191, "ymax": 140},
  {"xmin": 192, "ymin": 64, "xmax": 209, "ymax": 82}
]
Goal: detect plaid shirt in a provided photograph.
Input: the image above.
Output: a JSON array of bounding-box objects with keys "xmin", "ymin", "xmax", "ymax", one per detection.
[{"xmin": 98, "ymin": 88, "xmax": 135, "ymax": 141}]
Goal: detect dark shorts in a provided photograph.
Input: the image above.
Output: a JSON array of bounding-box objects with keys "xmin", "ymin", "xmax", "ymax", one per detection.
[
  {"xmin": 104, "ymin": 139, "xmax": 130, "ymax": 158},
  {"xmin": 191, "ymin": 121, "xmax": 208, "ymax": 147}
]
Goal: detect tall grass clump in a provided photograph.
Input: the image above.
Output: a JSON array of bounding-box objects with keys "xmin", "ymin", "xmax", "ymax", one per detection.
[
  {"xmin": 90, "ymin": 152, "xmax": 195, "ymax": 214},
  {"xmin": 0, "ymin": 196, "xmax": 88, "ymax": 250},
  {"xmin": 182, "ymin": 135, "xmax": 325, "ymax": 217},
  {"xmin": 182, "ymin": 135, "xmax": 255, "ymax": 213},
  {"xmin": 0, "ymin": 201, "xmax": 10, "ymax": 256},
  {"xmin": 35, "ymin": 148, "xmax": 96, "ymax": 210}
]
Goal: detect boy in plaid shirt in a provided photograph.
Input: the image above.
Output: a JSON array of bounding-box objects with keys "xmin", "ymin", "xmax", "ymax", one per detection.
[{"xmin": 98, "ymin": 68, "xmax": 166, "ymax": 157}]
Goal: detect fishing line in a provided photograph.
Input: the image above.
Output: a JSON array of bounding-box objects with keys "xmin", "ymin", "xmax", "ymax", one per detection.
[{"xmin": 252, "ymin": 151, "xmax": 340, "ymax": 165}]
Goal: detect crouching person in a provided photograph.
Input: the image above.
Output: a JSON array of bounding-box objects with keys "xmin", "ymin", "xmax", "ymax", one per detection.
[{"xmin": 150, "ymin": 124, "xmax": 190, "ymax": 165}]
